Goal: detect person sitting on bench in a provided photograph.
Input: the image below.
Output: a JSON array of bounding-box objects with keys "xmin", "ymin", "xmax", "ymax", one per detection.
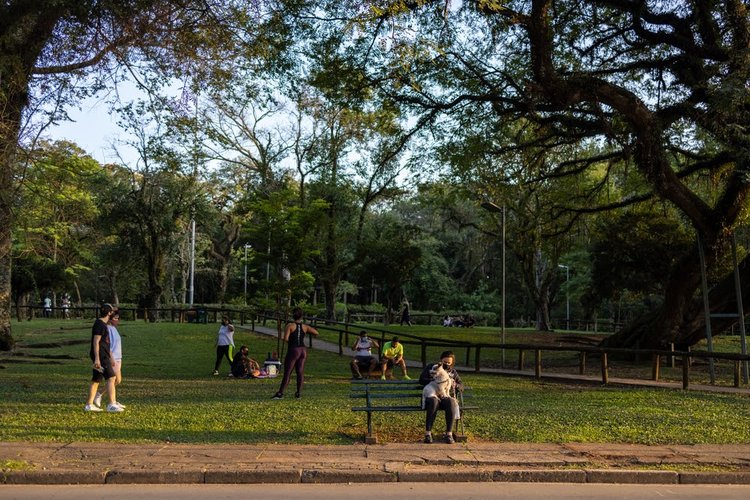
[
  {"xmin": 351, "ymin": 330, "xmax": 379, "ymax": 379},
  {"xmin": 379, "ymin": 337, "xmax": 411, "ymax": 380},
  {"xmin": 419, "ymin": 350, "xmax": 463, "ymax": 444}
]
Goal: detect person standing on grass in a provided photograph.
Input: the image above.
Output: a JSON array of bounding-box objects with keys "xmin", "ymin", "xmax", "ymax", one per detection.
[
  {"xmin": 93, "ymin": 309, "xmax": 125, "ymax": 409},
  {"xmin": 84, "ymin": 303, "xmax": 123, "ymax": 412},
  {"xmin": 43, "ymin": 296, "xmax": 52, "ymax": 318},
  {"xmin": 213, "ymin": 316, "xmax": 235, "ymax": 376},
  {"xmin": 272, "ymin": 307, "xmax": 319, "ymax": 399},
  {"xmin": 400, "ymin": 299, "xmax": 412, "ymax": 326}
]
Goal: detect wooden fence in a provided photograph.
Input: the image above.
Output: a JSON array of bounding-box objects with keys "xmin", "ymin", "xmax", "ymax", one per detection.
[{"xmin": 300, "ymin": 317, "xmax": 750, "ymax": 390}]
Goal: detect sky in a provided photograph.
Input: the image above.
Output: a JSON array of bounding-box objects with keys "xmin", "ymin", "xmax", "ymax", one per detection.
[{"xmin": 48, "ymin": 100, "xmax": 124, "ymax": 164}]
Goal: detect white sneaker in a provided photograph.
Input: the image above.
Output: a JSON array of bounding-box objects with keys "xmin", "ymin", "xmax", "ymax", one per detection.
[
  {"xmin": 84, "ymin": 404, "xmax": 102, "ymax": 412},
  {"xmin": 93, "ymin": 392, "xmax": 102, "ymax": 407},
  {"xmin": 113, "ymin": 401, "xmax": 126, "ymax": 409},
  {"xmin": 107, "ymin": 403, "xmax": 125, "ymax": 412}
]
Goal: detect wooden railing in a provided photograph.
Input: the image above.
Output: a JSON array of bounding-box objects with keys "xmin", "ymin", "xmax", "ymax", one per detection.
[{"xmin": 300, "ymin": 317, "xmax": 750, "ymax": 390}]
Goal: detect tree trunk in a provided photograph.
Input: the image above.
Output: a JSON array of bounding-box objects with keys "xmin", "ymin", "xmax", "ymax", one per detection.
[
  {"xmin": 145, "ymin": 249, "xmax": 164, "ymax": 322},
  {"xmin": 323, "ymin": 280, "xmax": 337, "ymax": 322},
  {"xmin": 601, "ymin": 239, "xmax": 750, "ymax": 349},
  {"xmin": 0, "ymin": 85, "xmax": 24, "ymax": 351},
  {"xmin": 0, "ymin": 4, "xmax": 65, "ymax": 350}
]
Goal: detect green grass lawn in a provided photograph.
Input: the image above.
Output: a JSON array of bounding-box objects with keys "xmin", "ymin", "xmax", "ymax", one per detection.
[{"xmin": 1, "ymin": 318, "xmax": 749, "ymax": 445}]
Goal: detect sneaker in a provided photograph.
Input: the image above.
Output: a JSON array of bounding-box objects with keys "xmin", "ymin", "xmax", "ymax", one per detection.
[
  {"xmin": 424, "ymin": 434, "xmax": 433, "ymax": 444},
  {"xmin": 380, "ymin": 374, "xmax": 386, "ymax": 380},
  {"xmin": 93, "ymin": 392, "xmax": 102, "ymax": 407},
  {"xmin": 212, "ymin": 370, "xmax": 219, "ymax": 376},
  {"xmin": 84, "ymin": 404, "xmax": 102, "ymax": 412},
  {"xmin": 113, "ymin": 401, "xmax": 126, "ymax": 409},
  {"xmin": 403, "ymin": 375, "xmax": 412, "ymax": 380},
  {"xmin": 294, "ymin": 392, "xmax": 301, "ymax": 399},
  {"xmin": 271, "ymin": 392, "xmax": 283, "ymax": 400},
  {"xmin": 444, "ymin": 434, "xmax": 455, "ymax": 444},
  {"xmin": 107, "ymin": 403, "xmax": 124, "ymax": 412}
]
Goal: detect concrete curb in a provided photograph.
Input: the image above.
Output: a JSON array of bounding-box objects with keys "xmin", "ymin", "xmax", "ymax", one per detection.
[{"xmin": 4, "ymin": 467, "xmax": 750, "ymax": 485}]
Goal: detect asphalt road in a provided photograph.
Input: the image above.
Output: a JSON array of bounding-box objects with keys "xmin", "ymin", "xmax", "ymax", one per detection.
[{"xmin": 2, "ymin": 483, "xmax": 750, "ymax": 499}]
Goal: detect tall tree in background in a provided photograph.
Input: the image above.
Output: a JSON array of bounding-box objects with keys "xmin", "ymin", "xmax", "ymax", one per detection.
[
  {"xmin": 0, "ymin": 1, "xmax": 282, "ymax": 349},
  {"xmin": 12, "ymin": 141, "xmax": 103, "ymax": 310},
  {"xmin": 308, "ymin": 0, "xmax": 750, "ymax": 348}
]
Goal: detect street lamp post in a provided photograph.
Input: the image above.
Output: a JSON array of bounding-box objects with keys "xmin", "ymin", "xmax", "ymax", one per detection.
[
  {"xmin": 243, "ymin": 244, "xmax": 252, "ymax": 306},
  {"xmin": 481, "ymin": 201, "xmax": 506, "ymax": 367},
  {"xmin": 558, "ymin": 264, "xmax": 570, "ymax": 330},
  {"xmin": 188, "ymin": 219, "xmax": 195, "ymax": 306}
]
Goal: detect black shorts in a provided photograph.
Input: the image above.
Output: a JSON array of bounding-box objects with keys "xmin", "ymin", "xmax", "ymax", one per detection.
[
  {"xmin": 91, "ymin": 354, "xmax": 116, "ymax": 382},
  {"xmin": 354, "ymin": 355, "xmax": 375, "ymax": 365},
  {"xmin": 380, "ymin": 357, "xmax": 396, "ymax": 367}
]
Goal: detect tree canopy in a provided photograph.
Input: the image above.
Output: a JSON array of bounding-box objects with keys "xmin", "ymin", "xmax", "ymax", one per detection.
[{"xmin": 3, "ymin": 1, "xmax": 750, "ymax": 351}]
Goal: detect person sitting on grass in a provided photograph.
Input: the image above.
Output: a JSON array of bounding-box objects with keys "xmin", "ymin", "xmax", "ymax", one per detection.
[
  {"xmin": 379, "ymin": 336, "xmax": 410, "ymax": 380},
  {"xmin": 231, "ymin": 345, "xmax": 261, "ymax": 378}
]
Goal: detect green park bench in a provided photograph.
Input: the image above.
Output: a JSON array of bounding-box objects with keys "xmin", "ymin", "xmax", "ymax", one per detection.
[{"xmin": 350, "ymin": 378, "xmax": 475, "ymax": 444}]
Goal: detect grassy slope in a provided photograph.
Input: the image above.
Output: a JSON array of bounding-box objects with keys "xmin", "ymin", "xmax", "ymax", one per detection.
[{"xmin": 1, "ymin": 319, "xmax": 748, "ymax": 444}]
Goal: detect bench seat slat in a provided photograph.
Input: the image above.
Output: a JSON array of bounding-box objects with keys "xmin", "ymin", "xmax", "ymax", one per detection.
[
  {"xmin": 352, "ymin": 406, "xmax": 423, "ymax": 412},
  {"xmin": 351, "ymin": 394, "xmax": 421, "ymax": 399}
]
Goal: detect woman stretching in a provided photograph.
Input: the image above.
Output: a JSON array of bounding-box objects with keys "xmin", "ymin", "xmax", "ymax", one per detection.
[{"xmin": 272, "ymin": 307, "xmax": 319, "ymax": 399}]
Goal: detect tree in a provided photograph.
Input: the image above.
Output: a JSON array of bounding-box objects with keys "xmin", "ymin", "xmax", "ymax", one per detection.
[
  {"xmin": 300, "ymin": 0, "xmax": 750, "ymax": 348},
  {"xmin": 0, "ymin": 0, "xmax": 269, "ymax": 348},
  {"xmin": 357, "ymin": 213, "xmax": 422, "ymax": 324},
  {"xmin": 99, "ymin": 140, "xmax": 202, "ymax": 320},
  {"xmin": 12, "ymin": 140, "xmax": 103, "ymax": 312}
]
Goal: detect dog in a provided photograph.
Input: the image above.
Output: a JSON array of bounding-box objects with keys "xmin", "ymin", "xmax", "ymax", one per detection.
[{"xmin": 421, "ymin": 363, "xmax": 452, "ymax": 408}]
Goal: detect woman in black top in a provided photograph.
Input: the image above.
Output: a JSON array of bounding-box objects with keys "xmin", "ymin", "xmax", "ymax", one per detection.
[{"xmin": 272, "ymin": 307, "xmax": 319, "ymax": 399}]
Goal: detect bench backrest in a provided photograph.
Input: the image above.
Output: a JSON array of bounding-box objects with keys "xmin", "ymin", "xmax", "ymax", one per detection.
[{"xmin": 351, "ymin": 379, "xmax": 470, "ymax": 409}]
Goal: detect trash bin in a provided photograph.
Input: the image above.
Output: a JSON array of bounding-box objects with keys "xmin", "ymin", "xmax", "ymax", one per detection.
[
  {"xmin": 195, "ymin": 309, "xmax": 208, "ymax": 323},
  {"xmin": 196, "ymin": 308, "xmax": 207, "ymax": 324}
]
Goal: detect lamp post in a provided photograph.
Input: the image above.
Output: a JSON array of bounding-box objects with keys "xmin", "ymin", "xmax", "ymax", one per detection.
[
  {"xmin": 243, "ymin": 244, "xmax": 252, "ymax": 306},
  {"xmin": 481, "ymin": 201, "xmax": 505, "ymax": 367},
  {"xmin": 188, "ymin": 219, "xmax": 195, "ymax": 306},
  {"xmin": 558, "ymin": 264, "xmax": 570, "ymax": 330}
]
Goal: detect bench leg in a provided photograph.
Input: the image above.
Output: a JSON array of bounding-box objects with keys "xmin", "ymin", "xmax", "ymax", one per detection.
[
  {"xmin": 455, "ymin": 416, "xmax": 468, "ymax": 442},
  {"xmin": 364, "ymin": 411, "xmax": 378, "ymax": 444}
]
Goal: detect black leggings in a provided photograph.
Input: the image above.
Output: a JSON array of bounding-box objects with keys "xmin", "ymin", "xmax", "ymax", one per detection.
[
  {"xmin": 277, "ymin": 346, "xmax": 307, "ymax": 395},
  {"xmin": 425, "ymin": 396, "xmax": 459, "ymax": 433},
  {"xmin": 214, "ymin": 345, "xmax": 232, "ymax": 371}
]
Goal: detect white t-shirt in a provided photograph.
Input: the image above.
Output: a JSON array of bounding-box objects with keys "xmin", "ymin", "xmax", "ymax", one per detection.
[
  {"xmin": 354, "ymin": 337, "xmax": 374, "ymax": 356},
  {"xmin": 217, "ymin": 324, "xmax": 234, "ymax": 346},
  {"xmin": 108, "ymin": 325, "xmax": 122, "ymax": 361}
]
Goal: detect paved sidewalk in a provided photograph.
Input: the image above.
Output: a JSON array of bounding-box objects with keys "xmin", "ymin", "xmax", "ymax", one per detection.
[{"xmin": 2, "ymin": 441, "xmax": 750, "ymax": 485}]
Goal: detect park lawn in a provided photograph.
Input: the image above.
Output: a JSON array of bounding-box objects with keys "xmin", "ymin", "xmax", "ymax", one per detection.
[{"xmin": 1, "ymin": 319, "xmax": 749, "ymax": 445}]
